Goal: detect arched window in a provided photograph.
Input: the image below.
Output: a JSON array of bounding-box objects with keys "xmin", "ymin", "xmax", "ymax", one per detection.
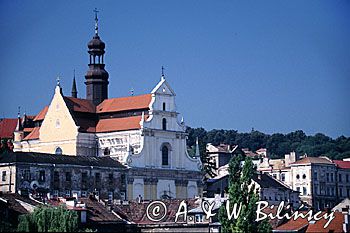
[
  {"xmin": 55, "ymin": 147, "xmax": 62, "ymax": 155},
  {"xmin": 163, "ymin": 102, "xmax": 166, "ymax": 111},
  {"xmin": 104, "ymin": 148, "xmax": 110, "ymax": 156},
  {"xmin": 162, "ymin": 118, "xmax": 167, "ymax": 130},
  {"xmin": 162, "ymin": 145, "xmax": 169, "ymax": 166}
]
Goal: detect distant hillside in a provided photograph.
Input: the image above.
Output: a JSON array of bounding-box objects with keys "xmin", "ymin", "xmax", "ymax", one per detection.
[{"xmin": 186, "ymin": 127, "xmax": 350, "ymax": 160}]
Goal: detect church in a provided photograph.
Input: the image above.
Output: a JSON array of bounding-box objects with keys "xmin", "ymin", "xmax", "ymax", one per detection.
[{"xmin": 12, "ymin": 12, "xmax": 203, "ymax": 200}]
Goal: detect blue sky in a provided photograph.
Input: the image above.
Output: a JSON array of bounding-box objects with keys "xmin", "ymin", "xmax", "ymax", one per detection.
[{"xmin": 0, "ymin": 0, "xmax": 349, "ymax": 138}]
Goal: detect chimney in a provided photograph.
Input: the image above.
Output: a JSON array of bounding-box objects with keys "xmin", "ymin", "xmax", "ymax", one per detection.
[{"xmin": 342, "ymin": 207, "xmax": 350, "ymax": 233}]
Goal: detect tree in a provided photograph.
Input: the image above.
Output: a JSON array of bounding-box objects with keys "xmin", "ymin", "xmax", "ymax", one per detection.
[
  {"xmin": 218, "ymin": 149, "xmax": 272, "ymax": 233},
  {"xmin": 17, "ymin": 206, "xmax": 78, "ymax": 232}
]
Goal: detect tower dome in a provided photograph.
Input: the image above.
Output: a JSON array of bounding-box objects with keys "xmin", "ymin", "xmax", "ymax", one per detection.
[{"xmin": 88, "ymin": 35, "xmax": 105, "ymax": 52}]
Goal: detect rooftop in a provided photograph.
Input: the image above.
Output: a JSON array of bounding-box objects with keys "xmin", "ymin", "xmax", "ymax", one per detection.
[
  {"xmin": 0, "ymin": 151, "xmax": 126, "ymax": 169},
  {"xmin": 0, "ymin": 118, "xmax": 17, "ymax": 139},
  {"xmin": 290, "ymin": 156, "xmax": 334, "ymax": 166}
]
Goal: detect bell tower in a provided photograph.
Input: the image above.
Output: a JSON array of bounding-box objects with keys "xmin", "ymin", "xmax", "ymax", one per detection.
[{"xmin": 85, "ymin": 9, "xmax": 109, "ymax": 105}]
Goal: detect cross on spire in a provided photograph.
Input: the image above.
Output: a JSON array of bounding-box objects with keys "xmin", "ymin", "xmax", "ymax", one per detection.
[
  {"xmin": 161, "ymin": 66, "xmax": 165, "ymax": 77},
  {"xmin": 94, "ymin": 8, "xmax": 99, "ymax": 35}
]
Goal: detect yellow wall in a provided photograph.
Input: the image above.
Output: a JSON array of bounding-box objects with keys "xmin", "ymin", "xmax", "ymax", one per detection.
[{"xmin": 35, "ymin": 86, "xmax": 78, "ymax": 155}]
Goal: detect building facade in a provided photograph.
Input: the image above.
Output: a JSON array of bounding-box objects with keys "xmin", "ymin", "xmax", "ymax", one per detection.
[
  {"xmin": 11, "ymin": 13, "xmax": 202, "ymax": 200},
  {"xmin": 0, "ymin": 151, "xmax": 127, "ymax": 199}
]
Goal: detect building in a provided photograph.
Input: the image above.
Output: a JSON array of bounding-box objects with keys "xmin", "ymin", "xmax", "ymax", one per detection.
[
  {"xmin": 205, "ymin": 164, "xmax": 300, "ymax": 209},
  {"xmin": 258, "ymin": 152, "xmax": 299, "ymax": 188},
  {"xmin": 0, "ymin": 151, "xmax": 127, "ymax": 199},
  {"xmin": 290, "ymin": 157, "xmax": 339, "ymax": 209},
  {"xmin": 206, "ymin": 143, "xmax": 238, "ymax": 173},
  {"xmin": 10, "ymin": 12, "xmax": 202, "ymax": 200}
]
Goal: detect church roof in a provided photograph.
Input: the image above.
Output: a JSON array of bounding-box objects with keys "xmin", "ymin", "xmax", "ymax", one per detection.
[
  {"xmin": 23, "ymin": 127, "xmax": 40, "ymax": 140},
  {"xmin": 64, "ymin": 97, "xmax": 96, "ymax": 113},
  {"xmin": 96, "ymin": 94, "xmax": 152, "ymax": 113},
  {"xmin": 0, "ymin": 118, "xmax": 17, "ymax": 139},
  {"xmin": 33, "ymin": 106, "xmax": 48, "ymax": 121},
  {"xmin": 96, "ymin": 115, "xmax": 148, "ymax": 133}
]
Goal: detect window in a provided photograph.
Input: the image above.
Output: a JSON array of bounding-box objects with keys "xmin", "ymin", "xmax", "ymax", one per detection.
[
  {"xmin": 162, "ymin": 145, "xmax": 169, "ymax": 166},
  {"xmin": 281, "ymin": 173, "xmax": 285, "ymax": 182},
  {"xmin": 314, "ymin": 171, "xmax": 318, "ymax": 181},
  {"xmin": 195, "ymin": 214, "xmax": 204, "ymax": 223},
  {"xmin": 162, "ymin": 118, "xmax": 167, "ymax": 130},
  {"xmin": 346, "ymin": 174, "xmax": 349, "ymax": 183},
  {"xmin": 23, "ymin": 169, "xmax": 30, "ymax": 181},
  {"xmin": 53, "ymin": 171, "xmax": 59, "ymax": 182},
  {"xmin": 53, "ymin": 190, "xmax": 59, "ymax": 197},
  {"xmin": 163, "ymin": 102, "xmax": 166, "ymax": 111},
  {"xmin": 109, "ymin": 173, "xmax": 114, "ymax": 184},
  {"xmin": 347, "ymin": 189, "xmax": 350, "ymax": 197},
  {"xmin": 81, "ymin": 191, "xmax": 87, "ymax": 197},
  {"xmin": 55, "ymin": 119, "xmax": 60, "ymax": 128},
  {"xmin": 303, "ymin": 187, "xmax": 307, "ymax": 195},
  {"xmin": 82, "ymin": 172, "xmax": 88, "ymax": 185},
  {"xmin": 296, "ymin": 174, "xmax": 300, "ymax": 180},
  {"xmin": 326, "ymin": 173, "xmax": 330, "ymax": 182},
  {"xmin": 302, "ymin": 174, "xmax": 306, "ymax": 179},
  {"xmin": 2, "ymin": 171, "xmax": 6, "ymax": 182},
  {"xmin": 55, "ymin": 147, "xmax": 62, "ymax": 155},
  {"xmin": 330, "ymin": 173, "xmax": 334, "ymax": 182},
  {"xmin": 296, "ymin": 187, "xmax": 300, "ymax": 192},
  {"xmin": 65, "ymin": 172, "xmax": 71, "ymax": 182},
  {"xmin": 314, "ymin": 184, "xmax": 318, "ymax": 195},
  {"xmin": 339, "ymin": 174, "xmax": 342, "ymax": 182},
  {"xmin": 65, "ymin": 190, "xmax": 71, "ymax": 197},
  {"xmin": 39, "ymin": 171, "xmax": 45, "ymax": 182},
  {"xmin": 339, "ymin": 187, "xmax": 343, "ymax": 197},
  {"xmin": 104, "ymin": 148, "xmax": 110, "ymax": 155},
  {"xmin": 272, "ymin": 174, "xmax": 277, "ymax": 179},
  {"xmin": 95, "ymin": 173, "xmax": 101, "ymax": 184}
]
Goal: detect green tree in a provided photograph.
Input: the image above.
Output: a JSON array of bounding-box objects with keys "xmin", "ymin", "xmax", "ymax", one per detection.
[
  {"xmin": 17, "ymin": 206, "xmax": 78, "ymax": 232},
  {"xmin": 218, "ymin": 150, "xmax": 272, "ymax": 233}
]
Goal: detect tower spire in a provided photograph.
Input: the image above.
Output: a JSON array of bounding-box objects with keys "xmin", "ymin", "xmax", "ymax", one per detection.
[
  {"xmin": 15, "ymin": 106, "xmax": 23, "ymax": 131},
  {"xmin": 71, "ymin": 69, "xmax": 78, "ymax": 98},
  {"xmin": 85, "ymin": 9, "xmax": 109, "ymax": 105},
  {"xmin": 94, "ymin": 8, "xmax": 99, "ymax": 35},
  {"xmin": 195, "ymin": 137, "xmax": 200, "ymax": 158},
  {"xmin": 161, "ymin": 66, "xmax": 165, "ymax": 81}
]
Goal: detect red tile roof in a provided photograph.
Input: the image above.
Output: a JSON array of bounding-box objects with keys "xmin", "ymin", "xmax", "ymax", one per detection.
[
  {"xmin": 23, "ymin": 127, "xmax": 40, "ymax": 140},
  {"xmin": 275, "ymin": 211, "xmax": 345, "ymax": 233},
  {"xmin": 64, "ymin": 97, "xmax": 96, "ymax": 113},
  {"xmin": 306, "ymin": 212, "xmax": 344, "ymax": 233},
  {"xmin": 0, "ymin": 118, "xmax": 17, "ymax": 139},
  {"xmin": 291, "ymin": 157, "xmax": 334, "ymax": 166},
  {"xmin": 96, "ymin": 115, "xmax": 148, "ymax": 133},
  {"xmin": 114, "ymin": 199, "xmax": 197, "ymax": 224},
  {"xmin": 97, "ymin": 94, "xmax": 152, "ymax": 113},
  {"xmin": 23, "ymin": 127, "xmax": 34, "ymax": 133},
  {"xmin": 333, "ymin": 160, "xmax": 350, "ymax": 169},
  {"xmin": 33, "ymin": 106, "xmax": 48, "ymax": 121}
]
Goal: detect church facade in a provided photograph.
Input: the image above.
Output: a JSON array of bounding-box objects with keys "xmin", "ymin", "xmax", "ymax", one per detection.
[{"xmin": 12, "ymin": 13, "xmax": 202, "ymax": 200}]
